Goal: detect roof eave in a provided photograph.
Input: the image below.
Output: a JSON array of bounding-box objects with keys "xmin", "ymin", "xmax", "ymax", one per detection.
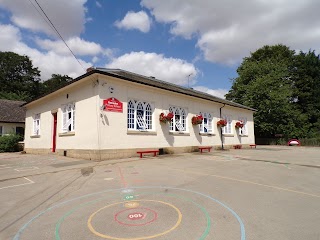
[
  {"xmin": 23, "ymin": 69, "xmax": 256, "ymax": 112},
  {"xmin": 95, "ymin": 69, "xmax": 257, "ymax": 112}
]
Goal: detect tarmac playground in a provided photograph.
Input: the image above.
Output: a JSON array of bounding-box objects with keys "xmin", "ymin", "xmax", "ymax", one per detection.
[{"xmin": 0, "ymin": 146, "xmax": 319, "ymax": 240}]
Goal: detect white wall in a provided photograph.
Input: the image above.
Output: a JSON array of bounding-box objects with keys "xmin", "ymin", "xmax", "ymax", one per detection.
[
  {"xmin": 25, "ymin": 73, "xmax": 255, "ymax": 151},
  {"xmin": 97, "ymin": 74, "xmax": 255, "ymax": 150},
  {"xmin": 24, "ymin": 78, "xmax": 100, "ymax": 151},
  {"xmin": 0, "ymin": 122, "xmax": 25, "ymax": 135},
  {"xmin": 220, "ymin": 106, "xmax": 255, "ymax": 146}
]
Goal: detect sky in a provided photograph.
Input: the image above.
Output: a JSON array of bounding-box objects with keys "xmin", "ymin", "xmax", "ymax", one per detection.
[{"xmin": 0, "ymin": 0, "xmax": 320, "ymax": 99}]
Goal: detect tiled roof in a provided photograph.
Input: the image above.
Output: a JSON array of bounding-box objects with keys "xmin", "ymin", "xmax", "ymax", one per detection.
[
  {"xmin": 0, "ymin": 99, "xmax": 26, "ymax": 123},
  {"xmin": 96, "ymin": 68, "xmax": 256, "ymax": 111},
  {"xmin": 25, "ymin": 68, "xmax": 256, "ymax": 111}
]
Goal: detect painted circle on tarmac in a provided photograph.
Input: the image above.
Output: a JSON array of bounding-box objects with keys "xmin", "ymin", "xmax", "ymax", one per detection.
[
  {"xmin": 55, "ymin": 192, "xmax": 211, "ymax": 240},
  {"xmin": 115, "ymin": 207, "xmax": 157, "ymax": 226},
  {"xmin": 13, "ymin": 187, "xmax": 246, "ymax": 240},
  {"xmin": 88, "ymin": 200, "xmax": 182, "ymax": 240}
]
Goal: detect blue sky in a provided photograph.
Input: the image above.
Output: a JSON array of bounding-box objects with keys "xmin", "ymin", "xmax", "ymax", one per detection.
[{"xmin": 1, "ymin": 0, "xmax": 320, "ymax": 98}]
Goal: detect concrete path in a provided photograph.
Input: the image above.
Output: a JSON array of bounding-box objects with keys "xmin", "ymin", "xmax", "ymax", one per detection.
[{"xmin": 0, "ymin": 146, "xmax": 319, "ymax": 240}]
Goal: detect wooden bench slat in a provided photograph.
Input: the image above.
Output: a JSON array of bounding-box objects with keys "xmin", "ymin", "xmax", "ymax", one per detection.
[
  {"xmin": 199, "ymin": 146, "xmax": 212, "ymax": 153},
  {"xmin": 137, "ymin": 150, "xmax": 159, "ymax": 158},
  {"xmin": 233, "ymin": 145, "xmax": 242, "ymax": 149}
]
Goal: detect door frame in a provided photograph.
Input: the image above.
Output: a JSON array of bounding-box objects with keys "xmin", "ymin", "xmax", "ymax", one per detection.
[{"xmin": 52, "ymin": 112, "xmax": 57, "ymax": 152}]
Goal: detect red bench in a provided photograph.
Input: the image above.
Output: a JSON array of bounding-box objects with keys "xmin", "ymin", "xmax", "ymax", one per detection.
[
  {"xmin": 233, "ymin": 145, "xmax": 242, "ymax": 149},
  {"xmin": 199, "ymin": 146, "xmax": 212, "ymax": 153},
  {"xmin": 137, "ymin": 150, "xmax": 159, "ymax": 158},
  {"xmin": 250, "ymin": 144, "xmax": 256, "ymax": 148}
]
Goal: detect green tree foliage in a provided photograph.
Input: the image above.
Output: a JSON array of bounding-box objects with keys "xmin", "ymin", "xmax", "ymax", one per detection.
[
  {"xmin": 0, "ymin": 52, "xmax": 73, "ymax": 101},
  {"xmin": 293, "ymin": 50, "xmax": 320, "ymax": 137},
  {"xmin": 0, "ymin": 51, "xmax": 41, "ymax": 101},
  {"xmin": 0, "ymin": 134, "xmax": 22, "ymax": 152},
  {"xmin": 41, "ymin": 74, "xmax": 73, "ymax": 95},
  {"xmin": 226, "ymin": 44, "xmax": 319, "ymax": 138}
]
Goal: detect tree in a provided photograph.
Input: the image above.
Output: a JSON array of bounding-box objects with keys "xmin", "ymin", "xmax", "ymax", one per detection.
[
  {"xmin": 293, "ymin": 50, "xmax": 320, "ymax": 137},
  {"xmin": 226, "ymin": 45, "xmax": 310, "ymax": 138},
  {"xmin": 0, "ymin": 51, "xmax": 41, "ymax": 101},
  {"xmin": 41, "ymin": 74, "xmax": 73, "ymax": 95}
]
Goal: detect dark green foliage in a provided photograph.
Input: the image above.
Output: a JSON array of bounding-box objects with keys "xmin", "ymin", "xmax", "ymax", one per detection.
[
  {"xmin": 0, "ymin": 134, "xmax": 22, "ymax": 152},
  {"xmin": 226, "ymin": 44, "xmax": 320, "ymax": 139},
  {"xmin": 40, "ymin": 74, "xmax": 73, "ymax": 95},
  {"xmin": 0, "ymin": 51, "xmax": 41, "ymax": 101},
  {"xmin": 300, "ymin": 138, "xmax": 320, "ymax": 146},
  {"xmin": 293, "ymin": 50, "xmax": 320, "ymax": 137},
  {"xmin": 0, "ymin": 52, "xmax": 73, "ymax": 101}
]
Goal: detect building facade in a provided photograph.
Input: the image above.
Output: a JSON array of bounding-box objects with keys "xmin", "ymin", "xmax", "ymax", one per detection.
[
  {"xmin": 0, "ymin": 99, "xmax": 26, "ymax": 136},
  {"xmin": 24, "ymin": 69, "xmax": 255, "ymax": 160}
]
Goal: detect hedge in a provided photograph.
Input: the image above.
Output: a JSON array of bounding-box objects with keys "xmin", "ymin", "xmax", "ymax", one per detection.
[{"xmin": 0, "ymin": 134, "xmax": 22, "ymax": 152}]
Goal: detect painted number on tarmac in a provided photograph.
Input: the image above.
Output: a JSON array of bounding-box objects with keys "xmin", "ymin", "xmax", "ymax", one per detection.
[
  {"xmin": 127, "ymin": 213, "xmax": 145, "ymax": 220},
  {"xmin": 125, "ymin": 202, "xmax": 139, "ymax": 208},
  {"xmin": 124, "ymin": 195, "xmax": 135, "ymax": 200}
]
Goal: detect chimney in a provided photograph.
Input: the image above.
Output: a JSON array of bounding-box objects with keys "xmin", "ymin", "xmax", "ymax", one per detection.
[{"xmin": 86, "ymin": 67, "xmax": 95, "ymax": 72}]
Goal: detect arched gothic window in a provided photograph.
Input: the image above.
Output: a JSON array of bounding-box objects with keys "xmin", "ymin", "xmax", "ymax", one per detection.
[
  {"xmin": 169, "ymin": 106, "xmax": 187, "ymax": 132},
  {"xmin": 199, "ymin": 112, "xmax": 213, "ymax": 133},
  {"xmin": 127, "ymin": 100, "xmax": 153, "ymax": 131}
]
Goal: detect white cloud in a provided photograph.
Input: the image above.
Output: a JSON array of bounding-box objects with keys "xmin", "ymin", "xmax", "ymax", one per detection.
[
  {"xmin": 0, "ymin": 0, "xmax": 87, "ymax": 38},
  {"xmin": 141, "ymin": 0, "xmax": 320, "ymax": 64},
  {"xmin": 95, "ymin": 1, "xmax": 102, "ymax": 8},
  {"xmin": 115, "ymin": 11, "xmax": 151, "ymax": 33},
  {"xmin": 92, "ymin": 56, "xmax": 99, "ymax": 63},
  {"xmin": 193, "ymin": 86, "xmax": 228, "ymax": 99},
  {"xmin": 106, "ymin": 51, "xmax": 197, "ymax": 85},
  {"xmin": 0, "ymin": 23, "xmax": 91, "ymax": 80},
  {"xmin": 35, "ymin": 37, "xmax": 112, "ymax": 57}
]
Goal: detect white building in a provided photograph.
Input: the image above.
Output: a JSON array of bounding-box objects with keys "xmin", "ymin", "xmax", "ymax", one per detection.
[
  {"xmin": 24, "ymin": 69, "xmax": 255, "ymax": 160},
  {"xmin": 0, "ymin": 99, "xmax": 25, "ymax": 137}
]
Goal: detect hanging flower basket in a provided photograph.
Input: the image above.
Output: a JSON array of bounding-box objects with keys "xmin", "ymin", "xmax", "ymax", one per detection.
[
  {"xmin": 217, "ymin": 119, "xmax": 227, "ymax": 127},
  {"xmin": 192, "ymin": 115, "xmax": 203, "ymax": 125},
  {"xmin": 235, "ymin": 121, "xmax": 244, "ymax": 128},
  {"xmin": 159, "ymin": 112, "xmax": 174, "ymax": 123}
]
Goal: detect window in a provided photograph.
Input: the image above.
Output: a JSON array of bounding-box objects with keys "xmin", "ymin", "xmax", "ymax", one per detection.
[
  {"xmin": 0, "ymin": 126, "xmax": 2, "ymax": 136},
  {"xmin": 169, "ymin": 106, "xmax": 187, "ymax": 132},
  {"xmin": 222, "ymin": 115, "xmax": 232, "ymax": 134},
  {"xmin": 33, "ymin": 113, "xmax": 40, "ymax": 135},
  {"xmin": 62, "ymin": 103, "xmax": 75, "ymax": 132},
  {"xmin": 127, "ymin": 100, "xmax": 153, "ymax": 131},
  {"xmin": 199, "ymin": 112, "xmax": 213, "ymax": 133},
  {"xmin": 16, "ymin": 127, "xmax": 24, "ymax": 136},
  {"xmin": 238, "ymin": 117, "xmax": 248, "ymax": 135}
]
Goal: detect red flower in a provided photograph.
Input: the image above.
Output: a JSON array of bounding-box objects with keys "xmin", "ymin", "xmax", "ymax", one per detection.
[
  {"xmin": 160, "ymin": 112, "xmax": 174, "ymax": 123},
  {"xmin": 235, "ymin": 121, "xmax": 244, "ymax": 128},
  {"xmin": 217, "ymin": 119, "xmax": 227, "ymax": 127},
  {"xmin": 166, "ymin": 112, "xmax": 174, "ymax": 120},
  {"xmin": 192, "ymin": 115, "xmax": 203, "ymax": 125}
]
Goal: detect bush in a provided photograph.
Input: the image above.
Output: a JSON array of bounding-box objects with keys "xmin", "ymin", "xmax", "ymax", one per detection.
[
  {"xmin": 0, "ymin": 134, "xmax": 22, "ymax": 152},
  {"xmin": 300, "ymin": 138, "xmax": 320, "ymax": 146}
]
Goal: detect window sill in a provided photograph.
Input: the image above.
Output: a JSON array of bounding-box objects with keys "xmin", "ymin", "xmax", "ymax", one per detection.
[
  {"xmin": 223, "ymin": 133, "xmax": 234, "ymax": 137},
  {"xmin": 59, "ymin": 132, "xmax": 75, "ymax": 137},
  {"xmin": 199, "ymin": 133, "xmax": 215, "ymax": 136},
  {"xmin": 240, "ymin": 134, "xmax": 248, "ymax": 137},
  {"xmin": 30, "ymin": 135, "xmax": 40, "ymax": 138},
  {"xmin": 127, "ymin": 130, "xmax": 157, "ymax": 135},
  {"xmin": 169, "ymin": 132, "xmax": 190, "ymax": 136}
]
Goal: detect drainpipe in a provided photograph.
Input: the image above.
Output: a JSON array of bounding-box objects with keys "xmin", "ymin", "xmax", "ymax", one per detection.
[{"xmin": 219, "ymin": 104, "xmax": 226, "ymax": 150}]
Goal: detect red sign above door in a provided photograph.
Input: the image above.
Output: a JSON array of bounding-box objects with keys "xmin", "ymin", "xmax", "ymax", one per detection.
[{"xmin": 103, "ymin": 98, "xmax": 123, "ymax": 112}]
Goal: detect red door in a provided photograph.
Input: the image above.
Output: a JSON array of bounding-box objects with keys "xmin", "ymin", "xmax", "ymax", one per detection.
[{"xmin": 52, "ymin": 113, "xmax": 57, "ymax": 152}]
